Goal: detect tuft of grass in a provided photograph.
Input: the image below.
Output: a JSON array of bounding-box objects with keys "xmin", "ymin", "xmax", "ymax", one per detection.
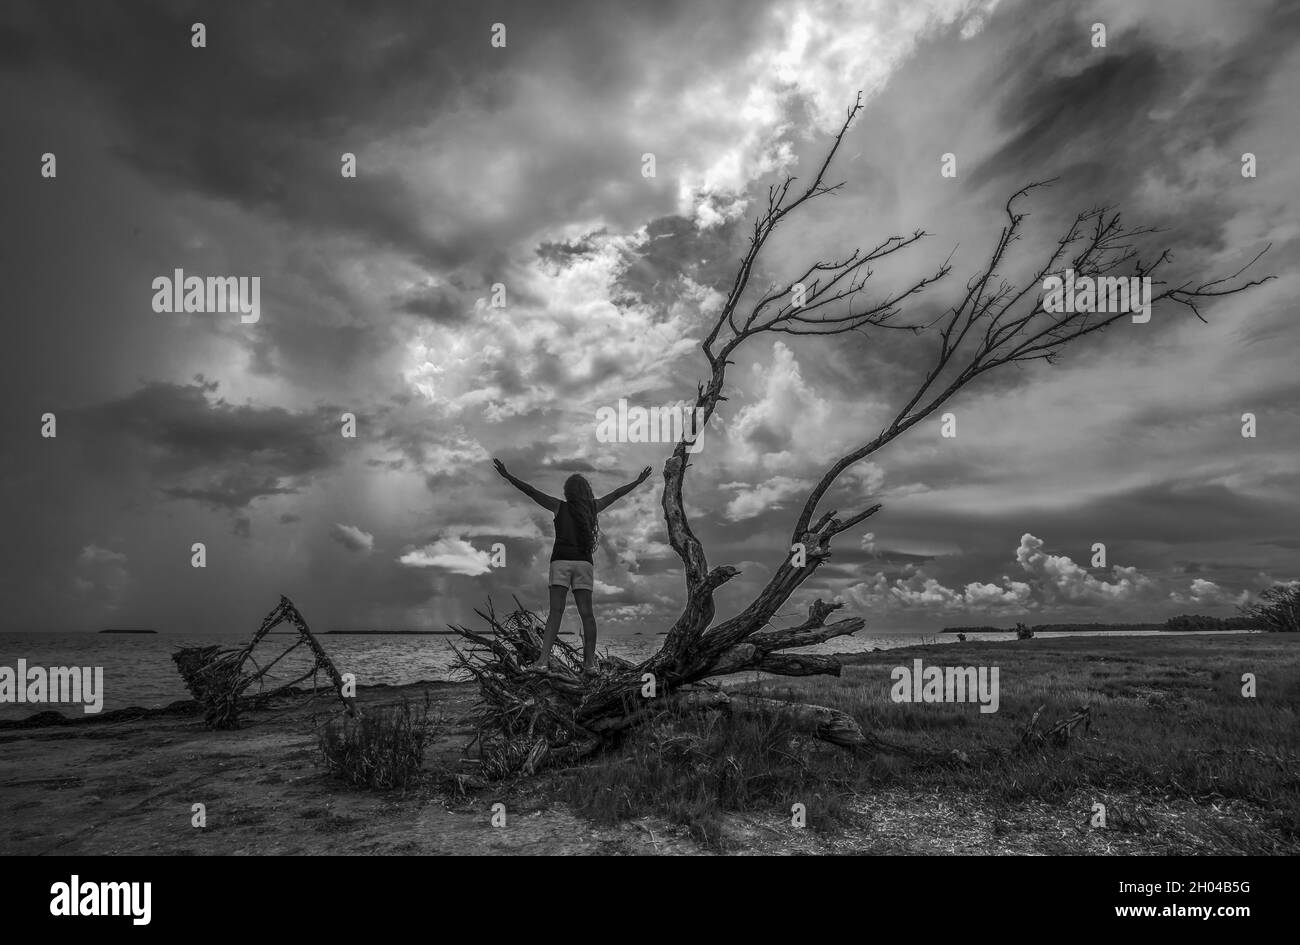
[
  {"xmin": 318, "ymin": 696, "xmax": 433, "ymax": 793},
  {"xmin": 561, "ymin": 701, "xmax": 859, "ymax": 849}
]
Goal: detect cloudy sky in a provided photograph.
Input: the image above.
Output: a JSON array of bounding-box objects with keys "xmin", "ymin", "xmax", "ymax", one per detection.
[{"xmin": 2, "ymin": 0, "xmax": 1297, "ymax": 637}]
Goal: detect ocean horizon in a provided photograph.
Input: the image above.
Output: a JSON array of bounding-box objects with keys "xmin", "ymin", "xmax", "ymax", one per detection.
[{"xmin": 0, "ymin": 628, "xmax": 1250, "ymax": 721}]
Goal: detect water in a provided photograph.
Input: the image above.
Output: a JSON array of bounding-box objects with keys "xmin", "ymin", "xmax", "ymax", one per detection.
[{"xmin": 0, "ymin": 628, "xmax": 1225, "ymax": 721}]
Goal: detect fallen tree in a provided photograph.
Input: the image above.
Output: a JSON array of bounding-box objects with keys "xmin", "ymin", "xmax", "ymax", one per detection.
[
  {"xmin": 453, "ymin": 94, "xmax": 1269, "ymax": 776},
  {"xmin": 174, "ymin": 595, "xmax": 357, "ymax": 728}
]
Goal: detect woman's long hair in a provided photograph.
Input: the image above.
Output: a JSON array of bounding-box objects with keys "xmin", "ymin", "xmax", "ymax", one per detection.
[{"xmin": 563, "ymin": 474, "xmax": 599, "ymax": 554}]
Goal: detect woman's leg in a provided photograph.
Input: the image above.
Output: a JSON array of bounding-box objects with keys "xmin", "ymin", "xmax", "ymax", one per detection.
[
  {"xmin": 531, "ymin": 584, "xmax": 569, "ymax": 669},
  {"xmin": 573, "ymin": 589, "xmax": 597, "ymax": 672}
]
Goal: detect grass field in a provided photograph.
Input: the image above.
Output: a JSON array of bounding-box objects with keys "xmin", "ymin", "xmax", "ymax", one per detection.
[
  {"xmin": 556, "ymin": 634, "xmax": 1300, "ymax": 852},
  {"xmin": 6, "ymin": 633, "xmax": 1294, "ymax": 855}
]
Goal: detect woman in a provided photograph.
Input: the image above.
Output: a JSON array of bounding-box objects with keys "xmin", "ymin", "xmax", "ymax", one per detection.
[{"xmin": 493, "ymin": 459, "xmax": 652, "ymax": 676}]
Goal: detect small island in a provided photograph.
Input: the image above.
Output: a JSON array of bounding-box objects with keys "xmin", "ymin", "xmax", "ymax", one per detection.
[
  {"xmin": 944, "ymin": 614, "xmax": 1260, "ymax": 634},
  {"xmin": 943, "ymin": 623, "xmax": 1163, "ymax": 633},
  {"xmin": 99, "ymin": 628, "xmax": 158, "ymax": 634}
]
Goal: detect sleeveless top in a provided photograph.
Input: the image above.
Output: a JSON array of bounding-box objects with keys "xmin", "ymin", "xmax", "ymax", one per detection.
[{"xmin": 551, "ymin": 501, "xmax": 595, "ymax": 563}]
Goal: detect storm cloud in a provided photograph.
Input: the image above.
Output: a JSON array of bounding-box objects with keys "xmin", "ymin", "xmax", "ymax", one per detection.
[{"xmin": 2, "ymin": 0, "xmax": 1296, "ymax": 635}]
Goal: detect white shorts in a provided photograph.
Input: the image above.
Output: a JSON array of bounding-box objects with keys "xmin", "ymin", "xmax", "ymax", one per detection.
[{"xmin": 549, "ymin": 560, "xmax": 594, "ymax": 592}]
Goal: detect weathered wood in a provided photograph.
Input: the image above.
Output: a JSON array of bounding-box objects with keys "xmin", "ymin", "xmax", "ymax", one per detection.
[
  {"xmin": 726, "ymin": 694, "xmax": 874, "ymax": 749},
  {"xmin": 753, "ymin": 653, "xmax": 843, "ymax": 677},
  {"xmin": 750, "ymin": 615, "xmax": 864, "ymax": 653},
  {"xmin": 172, "ymin": 595, "xmax": 356, "ymax": 728}
]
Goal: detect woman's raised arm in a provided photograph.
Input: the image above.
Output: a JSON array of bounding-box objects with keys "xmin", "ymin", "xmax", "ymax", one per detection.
[
  {"xmin": 596, "ymin": 466, "xmax": 653, "ymax": 512},
  {"xmin": 493, "ymin": 459, "xmax": 561, "ymax": 512}
]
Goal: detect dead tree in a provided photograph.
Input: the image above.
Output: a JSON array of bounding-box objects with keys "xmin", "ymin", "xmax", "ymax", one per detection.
[{"xmin": 454, "ymin": 94, "xmax": 1270, "ymax": 774}]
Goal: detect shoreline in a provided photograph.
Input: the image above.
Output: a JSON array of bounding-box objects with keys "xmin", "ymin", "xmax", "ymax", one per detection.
[
  {"xmin": 0, "ymin": 628, "xmax": 1264, "ymax": 727},
  {"xmin": 2, "ymin": 634, "xmax": 1296, "ymax": 855}
]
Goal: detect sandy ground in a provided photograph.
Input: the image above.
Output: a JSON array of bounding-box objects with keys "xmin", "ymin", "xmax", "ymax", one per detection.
[
  {"xmin": 0, "ymin": 679, "xmax": 1282, "ymax": 855},
  {"xmin": 0, "ymin": 681, "xmax": 710, "ymax": 856}
]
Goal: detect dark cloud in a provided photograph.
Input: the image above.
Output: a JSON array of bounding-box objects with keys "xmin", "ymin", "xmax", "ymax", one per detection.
[
  {"xmin": 974, "ymin": 0, "xmax": 1300, "ymax": 244},
  {"xmin": 613, "ymin": 214, "xmax": 743, "ymax": 314},
  {"xmin": 5, "ymin": 1, "xmax": 490, "ymax": 260},
  {"xmin": 164, "ymin": 477, "xmax": 299, "ymax": 510},
  {"xmin": 79, "ymin": 380, "xmax": 345, "ymax": 510},
  {"xmin": 541, "ymin": 457, "xmax": 602, "ymax": 473},
  {"xmin": 4, "ymin": 0, "xmax": 770, "ymax": 270},
  {"xmin": 536, "ymin": 231, "xmax": 606, "ymax": 269},
  {"xmin": 975, "ymin": 42, "xmax": 1168, "ymax": 199},
  {"xmin": 396, "ymin": 284, "xmax": 471, "ymax": 323}
]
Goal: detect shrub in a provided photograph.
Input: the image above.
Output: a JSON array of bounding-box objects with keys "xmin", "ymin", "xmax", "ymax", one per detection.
[
  {"xmin": 318, "ymin": 696, "xmax": 433, "ymax": 792},
  {"xmin": 1242, "ymin": 584, "xmax": 1300, "ymax": 633}
]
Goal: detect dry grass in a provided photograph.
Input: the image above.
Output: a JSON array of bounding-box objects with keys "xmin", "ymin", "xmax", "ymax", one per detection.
[
  {"xmin": 559, "ymin": 700, "xmax": 854, "ymax": 848},
  {"xmin": 317, "ymin": 695, "xmax": 435, "ymax": 793},
  {"xmin": 552, "ymin": 634, "xmax": 1300, "ymax": 852}
]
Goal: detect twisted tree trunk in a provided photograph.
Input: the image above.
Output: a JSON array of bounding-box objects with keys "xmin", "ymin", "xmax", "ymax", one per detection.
[{"xmin": 450, "ymin": 592, "xmax": 876, "ymax": 777}]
